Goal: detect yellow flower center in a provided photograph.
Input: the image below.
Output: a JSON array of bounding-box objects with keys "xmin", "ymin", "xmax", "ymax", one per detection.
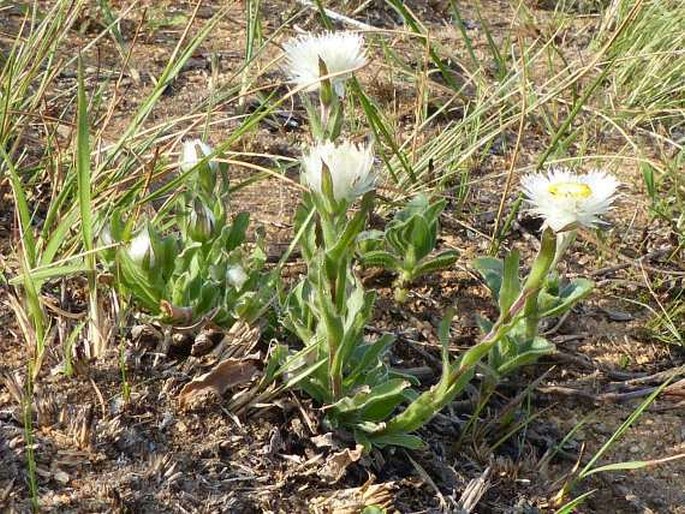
[{"xmin": 548, "ymin": 181, "xmax": 592, "ymax": 199}]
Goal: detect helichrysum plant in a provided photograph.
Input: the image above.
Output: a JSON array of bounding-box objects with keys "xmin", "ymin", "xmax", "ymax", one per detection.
[
  {"xmin": 282, "ymin": 140, "xmax": 408, "ymax": 424},
  {"xmin": 275, "ymin": 30, "xmax": 622, "ymax": 451},
  {"xmin": 277, "ymin": 31, "xmax": 418, "ymax": 444},
  {"xmin": 358, "ymin": 193, "xmax": 458, "ymax": 301},
  {"xmin": 363, "ymin": 168, "xmax": 620, "ymax": 448},
  {"xmin": 100, "ymin": 140, "xmax": 268, "ymax": 327},
  {"xmin": 473, "ymin": 167, "xmax": 620, "ymax": 378}
]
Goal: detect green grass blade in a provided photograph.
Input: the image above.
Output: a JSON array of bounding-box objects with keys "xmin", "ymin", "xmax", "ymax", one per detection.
[{"xmin": 578, "ymin": 378, "xmax": 672, "ymax": 479}]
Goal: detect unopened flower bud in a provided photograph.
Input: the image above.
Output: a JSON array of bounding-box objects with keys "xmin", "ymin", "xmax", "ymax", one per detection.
[
  {"xmin": 180, "ymin": 139, "xmax": 217, "ymax": 173},
  {"xmin": 226, "ymin": 265, "xmax": 248, "ymax": 290},
  {"xmin": 128, "ymin": 227, "xmax": 155, "ymax": 268},
  {"xmin": 188, "ymin": 199, "xmax": 216, "ymax": 242},
  {"xmin": 100, "ymin": 225, "xmax": 115, "ymax": 247}
]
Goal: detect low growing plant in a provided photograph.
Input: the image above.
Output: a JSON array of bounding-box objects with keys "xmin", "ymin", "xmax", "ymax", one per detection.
[
  {"xmin": 100, "ymin": 141, "xmax": 268, "ymax": 327},
  {"xmin": 276, "ymin": 31, "xmax": 621, "ymax": 450},
  {"xmin": 358, "ymin": 193, "xmax": 458, "ymax": 301}
]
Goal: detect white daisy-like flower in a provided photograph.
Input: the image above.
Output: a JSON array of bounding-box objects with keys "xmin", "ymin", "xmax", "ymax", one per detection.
[
  {"xmin": 128, "ymin": 227, "xmax": 155, "ymax": 267},
  {"xmin": 283, "ymin": 31, "xmax": 366, "ymax": 97},
  {"xmin": 302, "ymin": 140, "xmax": 376, "ymax": 202},
  {"xmin": 521, "ymin": 167, "xmax": 619, "ymax": 232},
  {"xmin": 180, "ymin": 139, "xmax": 217, "ymax": 173},
  {"xmin": 226, "ymin": 265, "xmax": 248, "ymax": 290}
]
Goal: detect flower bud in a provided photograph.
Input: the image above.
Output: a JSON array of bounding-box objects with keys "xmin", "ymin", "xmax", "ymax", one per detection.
[
  {"xmin": 226, "ymin": 265, "xmax": 248, "ymax": 290},
  {"xmin": 99, "ymin": 225, "xmax": 115, "ymax": 247},
  {"xmin": 188, "ymin": 198, "xmax": 216, "ymax": 242},
  {"xmin": 128, "ymin": 226, "xmax": 155, "ymax": 268},
  {"xmin": 180, "ymin": 139, "xmax": 217, "ymax": 173}
]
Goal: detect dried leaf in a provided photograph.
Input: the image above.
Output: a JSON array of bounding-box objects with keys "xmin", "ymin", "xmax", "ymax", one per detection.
[
  {"xmin": 310, "ymin": 479, "xmax": 396, "ymax": 514},
  {"xmin": 319, "ymin": 444, "xmax": 364, "ymax": 484},
  {"xmin": 311, "ymin": 432, "xmax": 337, "ymax": 449},
  {"xmin": 160, "ymin": 300, "xmax": 193, "ymax": 323},
  {"xmin": 179, "ymin": 356, "xmax": 260, "ymax": 408}
]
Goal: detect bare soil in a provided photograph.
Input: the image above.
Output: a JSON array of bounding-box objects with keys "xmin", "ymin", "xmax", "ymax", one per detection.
[{"xmin": 1, "ymin": 1, "xmax": 684, "ymax": 513}]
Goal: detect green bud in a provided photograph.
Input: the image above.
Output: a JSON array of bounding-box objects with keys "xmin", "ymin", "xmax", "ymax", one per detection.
[{"xmin": 188, "ymin": 198, "xmax": 216, "ymax": 242}]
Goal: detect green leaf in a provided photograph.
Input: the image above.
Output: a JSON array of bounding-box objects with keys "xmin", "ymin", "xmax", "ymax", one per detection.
[
  {"xmin": 367, "ymin": 432, "xmax": 425, "ymax": 450},
  {"xmin": 473, "ymin": 256, "xmax": 503, "ymax": 300},
  {"xmin": 498, "ymin": 250, "xmax": 520, "ymax": 314},
  {"xmin": 495, "ymin": 336, "xmax": 555, "ymax": 375},
  {"xmin": 1, "ymin": 147, "xmax": 37, "ymax": 266},
  {"xmin": 409, "ymin": 215, "xmax": 434, "ymax": 262},
  {"xmin": 9, "ymin": 263, "xmax": 90, "ymax": 285},
  {"xmin": 346, "ymin": 333, "xmax": 395, "ymax": 385},
  {"xmin": 76, "ymin": 56, "xmax": 93, "ymax": 254},
  {"xmin": 40, "ymin": 210, "xmax": 79, "ymax": 266},
  {"xmin": 335, "ymin": 288, "xmax": 375, "ymax": 376},
  {"xmin": 117, "ymin": 252, "xmax": 161, "ymax": 311},
  {"xmin": 357, "ymin": 229, "xmax": 384, "ymax": 254},
  {"xmin": 412, "ymin": 250, "xmax": 458, "ymax": 278},
  {"xmin": 554, "ymin": 490, "xmax": 597, "ymax": 514},
  {"xmin": 329, "ymin": 192, "xmax": 374, "ymax": 263},
  {"xmin": 333, "ymin": 378, "xmax": 410, "ymax": 416},
  {"xmin": 359, "ymin": 250, "xmax": 399, "ymax": 269},
  {"xmin": 583, "ymin": 460, "xmax": 660, "ymax": 477},
  {"xmin": 385, "ymin": 223, "xmax": 408, "ymax": 255},
  {"xmin": 225, "ymin": 212, "xmax": 250, "ymax": 251},
  {"xmin": 539, "ymin": 278, "xmax": 593, "ymax": 318}
]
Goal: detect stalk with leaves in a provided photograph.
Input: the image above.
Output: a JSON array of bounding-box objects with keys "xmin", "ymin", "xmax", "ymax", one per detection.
[{"xmin": 100, "ymin": 140, "xmax": 268, "ymax": 328}]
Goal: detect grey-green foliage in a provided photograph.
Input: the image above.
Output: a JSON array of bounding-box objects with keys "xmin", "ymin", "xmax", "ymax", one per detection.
[
  {"xmin": 100, "ymin": 156, "xmax": 269, "ymax": 327},
  {"xmin": 279, "ymin": 190, "xmax": 414, "ymax": 442},
  {"xmin": 358, "ymin": 194, "xmax": 458, "ymax": 300},
  {"xmin": 473, "ymin": 251, "xmax": 593, "ymax": 378}
]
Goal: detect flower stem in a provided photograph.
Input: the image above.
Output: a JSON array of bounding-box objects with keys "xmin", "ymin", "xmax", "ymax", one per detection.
[{"xmin": 523, "ymin": 228, "xmax": 557, "ymax": 341}]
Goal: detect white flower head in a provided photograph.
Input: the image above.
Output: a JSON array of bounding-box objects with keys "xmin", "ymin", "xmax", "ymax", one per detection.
[
  {"xmin": 283, "ymin": 31, "xmax": 366, "ymax": 97},
  {"xmin": 128, "ymin": 226, "xmax": 155, "ymax": 267},
  {"xmin": 302, "ymin": 140, "xmax": 376, "ymax": 202},
  {"xmin": 180, "ymin": 139, "xmax": 217, "ymax": 173},
  {"xmin": 521, "ymin": 167, "xmax": 619, "ymax": 232},
  {"xmin": 226, "ymin": 265, "xmax": 248, "ymax": 290}
]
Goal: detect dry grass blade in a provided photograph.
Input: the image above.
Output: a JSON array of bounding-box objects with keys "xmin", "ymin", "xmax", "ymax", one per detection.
[{"xmin": 456, "ymin": 466, "xmax": 491, "ymax": 514}]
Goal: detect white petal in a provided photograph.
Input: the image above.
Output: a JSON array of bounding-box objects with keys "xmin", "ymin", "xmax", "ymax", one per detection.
[
  {"xmin": 283, "ymin": 32, "xmax": 366, "ymax": 94},
  {"xmin": 302, "ymin": 140, "xmax": 376, "ymax": 202},
  {"xmin": 521, "ymin": 166, "xmax": 619, "ymax": 232},
  {"xmin": 128, "ymin": 228, "xmax": 154, "ymax": 267},
  {"xmin": 180, "ymin": 139, "xmax": 217, "ymax": 172},
  {"xmin": 227, "ymin": 265, "xmax": 248, "ymax": 289}
]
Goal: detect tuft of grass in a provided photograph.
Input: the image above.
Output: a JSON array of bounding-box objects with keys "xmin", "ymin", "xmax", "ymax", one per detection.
[{"xmin": 597, "ymin": 0, "xmax": 685, "ymax": 130}]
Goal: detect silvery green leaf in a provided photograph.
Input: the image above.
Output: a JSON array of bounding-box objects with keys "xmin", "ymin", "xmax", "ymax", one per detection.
[
  {"xmin": 225, "ymin": 212, "xmax": 250, "ymax": 251},
  {"xmin": 409, "ymin": 215, "xmax": 434, "ymax": 262},
  {"xmin": 496, "ymin": 336, "xmax": 555, "ymax": 375},
  {"xmin": 540, "ymin": 278, "xmax": 593, "ymax": 318},
  {"xmin": 332, "ymin": 378, "xmax": 410, "ymax": 417},
  {"xmin": 359, "ymin": 250, "xmax": 398, "ymax": 269},
  {"xmin": 412, "ymin": 250, "xmax": 458, "ymax": 278},
  {"xmin": 117, "ymin": 252, "xmax": 161, "ymax": 311},
  {"xmin": 346, "ymin": 334, "xmax": 395, "ymax": 384},
  {"xmin": 357, "ymin": 229, "xmax": 384, "ymax": 254},
  {"xmin": 473, "ymin": 256, "xmax": 504, "ymax": 300},
  {"xmin": 367, "ymin": 433, "xmax": 425, "ymax": 450}
]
